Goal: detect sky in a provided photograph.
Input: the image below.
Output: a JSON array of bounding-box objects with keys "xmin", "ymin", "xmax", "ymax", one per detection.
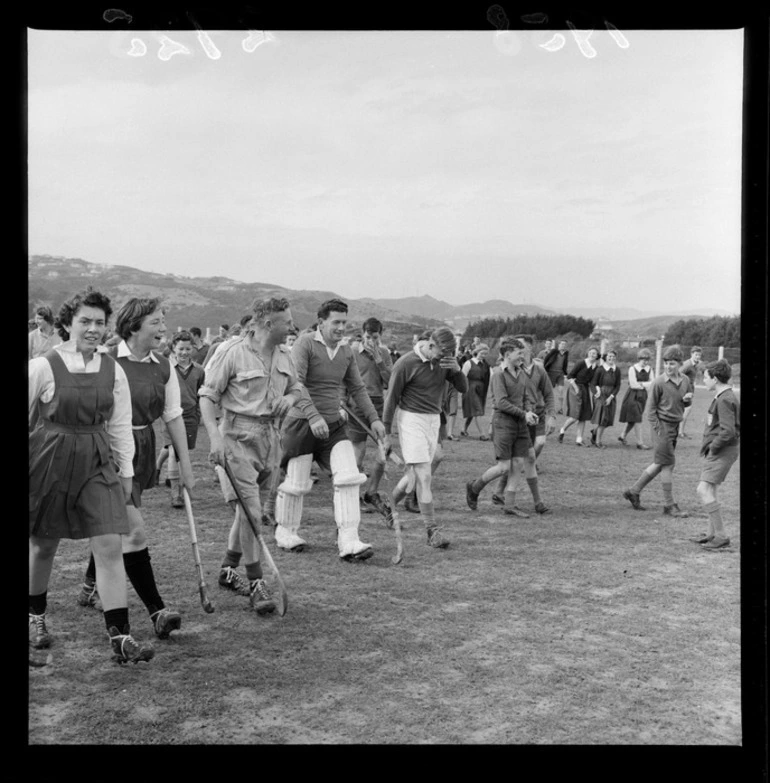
[{"xmin": 27, "ymin": 26, "xmax": 744, "ymax": 314}]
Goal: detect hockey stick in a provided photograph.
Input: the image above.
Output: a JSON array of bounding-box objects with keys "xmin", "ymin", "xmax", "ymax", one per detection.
[
  {"xmin": 182, "ymin": 488, "xmax": 215, "ymax": 613},
  {"xmin": 339, "ymin": 402, "xmax": 404, "ymax": 466},
  {"xmin": 339, "ymin": 401, "xmax": 404, "ymax": 564},
  {"xmin": 223, "ymin": 459, "xmax": 288, "ymax": 616}
]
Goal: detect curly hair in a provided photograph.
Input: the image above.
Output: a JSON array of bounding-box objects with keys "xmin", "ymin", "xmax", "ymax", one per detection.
[
  {"xmin": 317, "ymin": 299, "xmax": 348, "ymax": 321},
  {"xmin": 251, "ymin": 297, "xmax": 291, "ymax": 326},
  {"xmin": 35, "ymin": 306, "xmax": 55, "ymax": 325},
  {"xmin": 114, "ymin": 297, "xmax": 164, "ymax": 340},
  {"xmin": 56, "ymin": 287, "xmax": 113, "ymax": 339}
]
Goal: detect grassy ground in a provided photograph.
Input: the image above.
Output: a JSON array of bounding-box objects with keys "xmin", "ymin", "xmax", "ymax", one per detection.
[{"xmin": 28, "ymin": 385, "xmax": 744, "ymax": 746}]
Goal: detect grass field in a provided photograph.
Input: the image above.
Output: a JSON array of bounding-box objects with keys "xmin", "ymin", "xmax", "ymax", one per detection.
[{"xmin": 28, "ymin": 385, "xmax": 745, "ymax": 746}]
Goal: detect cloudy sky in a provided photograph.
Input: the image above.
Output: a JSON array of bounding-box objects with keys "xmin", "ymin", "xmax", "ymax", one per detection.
[{"xmin": 27, "ymin": 26, "xmax": 743, "ymax": 314}]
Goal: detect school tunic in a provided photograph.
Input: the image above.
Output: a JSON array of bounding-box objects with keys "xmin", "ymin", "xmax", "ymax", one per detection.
[
  {"xmin": 461, "ymin": 359, "xmax": 491, "ymax": 418},
  {"xmin": 29, "ymin": 346, "xmax": 134, "ymax": 539},
  {"xmin": 566, "ymin": 359, "xmax": 598, "ymax": 421},
  {"xmin": 111, "ymin": 341, "xmax": 181, "ymax": 493},
  {"xmin": 590, "ymin": 364, "xmax": 621, "ymax": 427},
  {"xmin": 619, "ymin": 365, "xmax": 653, "ymax": 423}
]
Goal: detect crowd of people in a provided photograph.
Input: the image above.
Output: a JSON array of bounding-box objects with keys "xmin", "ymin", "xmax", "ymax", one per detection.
[{"xmin": 29, "ymin": 290, "xmax": 740, "ymax": 665}]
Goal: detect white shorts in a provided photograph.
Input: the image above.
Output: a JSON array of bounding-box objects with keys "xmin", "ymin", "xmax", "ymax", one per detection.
[{"xmin": 397, "ymin": 409, "xmax": 440, "ymax": 464}]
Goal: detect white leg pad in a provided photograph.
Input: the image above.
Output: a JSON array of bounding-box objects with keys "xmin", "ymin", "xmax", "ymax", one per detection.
[
  {"xmin": 275, "ymin": 454, "xmax": 313, "ymax": 551},
  {"xmin": 331, "ymin": 441, "xmax": 371, "ymax": 557}
]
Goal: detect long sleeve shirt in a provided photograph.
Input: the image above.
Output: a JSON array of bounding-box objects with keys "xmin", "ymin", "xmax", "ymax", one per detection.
[
  {"xmin": 490, "ymin": 365, "xmax": 535, "ymax": 420},
  {"xmin": 117, "ymin": 340, "xmax": 183, "ymax": 423},
  {"xmin": 522, "ymin": 362, "xmax": 555, "ymax": 418},
  {"xmin": 701, "ymin": 388, "xmax": 740, "ymax": 455},
  {"xmin": 543, "ymin": 348, "xmax": 569, "ymax": 379},
  {"xmin": 627, "ymin": 363, "xmax": 655, "ymax": 390},
  {"xmin": 199, "ymin": 337, "xmax": 303, "ymax": 417},
  {"xmin": 382, "ymin": 343, "xmax": 468, "ymax": 434},
  {"xmin": 28, "ymin": 340, "xmax": 135, "ymax": 477},
  {"xmin": 287, "ymin": 331, "xmax": 379, "ymax": 427},
  {"xmin": 647, "ymin": 373, "xmax": 692, "ymax": 425},
  {"xmin": 568, "ymin": 358, "xmax": 599, "ymax": 386},
  {"xmin": 593, "ymin": 364, "xmax": 621, "ymax": 397},
  {"xmin": 28, "ymin": 328, "xmax": 62, "ymax": 359},
  {"xmin": 352, "ymin": 343, "xmax": 392, "ymax": 400}
]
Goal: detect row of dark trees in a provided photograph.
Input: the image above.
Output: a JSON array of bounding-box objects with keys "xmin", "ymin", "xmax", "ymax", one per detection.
[
  {"xmin": 462, "ymin": 314, "xmax": 596, "ymax": 342},
  {"xmin": 663, "ymin": 315, "xmax": 741, "ymax": 348}
]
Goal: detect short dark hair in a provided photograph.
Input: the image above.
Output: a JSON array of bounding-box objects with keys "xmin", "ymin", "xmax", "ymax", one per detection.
[
  {"xmin": 251, "ymin": 297, "xmax": 290, "ymax": 326},
  {"xmin": 221, "ymin": 324, "xmax": 229, "ymax": 331},
  {"xmin": 35, "ymin": 306, "xmax": 55, "ymax": 325},
  {"xmin": 691, "ymin": 346, "xmax": 703, "ymax": 354},
  {"xmin": 57, "ymin": 287, "xmax": 113, "ymax": 339},
  {"xmin": 115, "ymin": 297, "xmax": 164, "ymax": 340},
  {"xmin": 499, "ymin": 337, "xmax": 525, "ymax": 357},
  {"xmin": 431, "ymin": 326, "xmax": 457, "ymax": 355},
  {"xmin": 513, "ymin": 334, "xmax": 535, "ymax": 346},
  {"xmin": 317, "ymin": 299, "xmax": 348, "ymax": 320},
  {"xmin": 362, "ymin": 317, "xmax": 383, "ymax": 334},
  {"xmin": 171, "ymin": 330, "xmax": 194, "ymax": 348},
  {"xmin": 704, "ymin": 358, "xmax": 731, "ymax": 383},
  {"xmin": 189, "ymin": 326, "xmax": 202, "ymax": 338},
  {"xmin": 663, "ymin": 345, "xmax": 684, "ymax": 363}
]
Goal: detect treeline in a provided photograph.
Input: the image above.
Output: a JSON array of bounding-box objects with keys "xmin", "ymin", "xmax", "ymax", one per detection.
[
  {"xmin": 463, "ymin": 314, "xmax": 596, "ymax": 342},
  {"xmin": 663, "ymin": 315, "xmax": 741, "ymax": 348}
]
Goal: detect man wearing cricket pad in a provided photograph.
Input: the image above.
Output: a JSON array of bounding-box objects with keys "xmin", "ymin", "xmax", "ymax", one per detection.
[
  {"xmin": 276, "ymin": 298, "xmax": 390, "ymax": 560},
  {"xmin": 200, "ymin": 297, "xmax": 304, "ymax": 613},
  {"xmin": 383, "ymin": 327, "xmax": 468, "ymax": 549}
]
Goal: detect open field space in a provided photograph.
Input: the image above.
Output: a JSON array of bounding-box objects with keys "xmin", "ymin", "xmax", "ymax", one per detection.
[{"xmin": 28, "ymin": 386, "xmax": 751, "ymax": 749}]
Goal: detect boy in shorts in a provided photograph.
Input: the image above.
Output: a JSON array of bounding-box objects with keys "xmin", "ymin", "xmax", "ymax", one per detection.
[
  {"xmin": 383, "ymin": 327, "xmax": 467, "ymax": 548},
  {"xmin": 465, "ymin": 338, "xmax": 540, "ymax": 517},
  {"xmin": 692, "ymin": 359, "xmax": 740, "ymax": 550},
  {"xmin": 623, "ymin": 345, "xmax": 693, "ymax": 517}
]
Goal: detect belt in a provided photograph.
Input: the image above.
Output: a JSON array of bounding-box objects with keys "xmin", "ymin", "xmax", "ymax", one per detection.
[
  {"xmin": 132, "ymin": 424, "xmax": 151, "ymax": 430},
  {"xmin": 225, "ymin": 411, "xmax": 276, "ymax": 423},
  {"xmin": 43, "ymin": 420, "xmax": 105, "ymax": 434}
]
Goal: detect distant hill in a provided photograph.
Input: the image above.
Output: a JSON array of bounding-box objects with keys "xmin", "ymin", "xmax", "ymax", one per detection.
[
  {"xmin": 366, "ymin": 295, "xmax": 555, "ymax": 331},
  {"xmin": 28, "ymin": 255, "xmax": 444, "ymax": 350},
  {"xmin": 553, "ymin": 306, "xmax": 736, "ymax": 321}
]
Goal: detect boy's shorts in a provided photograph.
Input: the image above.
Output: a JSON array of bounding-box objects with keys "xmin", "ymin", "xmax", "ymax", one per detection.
[
  {"xmin": 492, "ymin": 412, "xmax": 532, "ymax": 460},
  {"xmin": 653, "ymin": 420, "xmax": 680, "ymax": 466},
  {"xmin": 346, "ymin": 398, "xmax": 383, "ymax": 445},
  {"xmin": 699, "ymin": 444, "xmax": 739, "ymax": 484},
  {"xmin": 280, "ymin": 416, "xmax": 350, "ymax": 473},
  {"xmin": 396, "ymin": 409, "xmax": 440, "ymax": 464},
  {"xmin": 528, "ymin": 412, "xmax": 547, "ymax": 442}
]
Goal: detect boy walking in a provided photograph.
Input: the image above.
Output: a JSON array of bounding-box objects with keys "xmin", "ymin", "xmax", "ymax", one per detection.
[
  {"xmin": 623, "ymin": 346, "xmax": 693, "ymax": 517},
  {"xmin": 692, "ymin": 359, "xmax": 740, "ymax": 550},
  {"xmin": 383, "ymin": 327, "xmax": 467, "ymax": 548}
]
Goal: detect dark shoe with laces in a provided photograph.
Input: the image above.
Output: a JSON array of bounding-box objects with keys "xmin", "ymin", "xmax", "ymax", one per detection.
[
  {"xmin": 491, "ymin": 493, "xmax": 505, "ymax": 507},
  {"xmin": 249, "ymin": 578, "xmax": 276, "ymax": 615},
  {"xmin": 426, "ymin": 526, "xmax": 450, "ymax": 549},
  {"xmin": 151, "ymin": 608, "xmax": 182, "ymax": 640},
  {"xmin": 663, "ymin": 503, "xmax": 689, "ymax": 519},
  {"xmin": 218, "ymin": 566, "xmax": 251, "ymax": 596},
  {"xmin": 29, "ymin": 612, "xmax": 51, "ymax": 650},
  {"xmin": 109, "ymin": 625, "xmax": 154, "ymax": 664},
  {"xmin": 534, "ymin": 502, "xmax": 551, "ymax": 515},
  {"xmin": 623, "ymin": 489, "xmax": 645, "ymax": 511},
  {"xmin": 503, "ymin": 506, "xmax": 530, "ymax": 518}
]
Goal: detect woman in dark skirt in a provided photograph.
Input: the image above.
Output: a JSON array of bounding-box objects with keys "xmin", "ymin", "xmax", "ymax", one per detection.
[
  {"xmin": 76, "ymin": 297, "xmax": 196, "ymax": 642},
  {"xmin": 589, "ymin": 349, "xmax": 622, "ymax": 447},
  {"xmin": 29, "ymin": 288, "xmax": 154, "ymax": 664},
  {"xmin": 558, "ymin": 346, "xmax": 600, "ymax": 446},
  {"xmin": 460, "ymin": 343, "xmax": 491, "ymax": 439},
  {"xmin": 618, "ymin": 348, "xmax": 655, "ymax": 449}
]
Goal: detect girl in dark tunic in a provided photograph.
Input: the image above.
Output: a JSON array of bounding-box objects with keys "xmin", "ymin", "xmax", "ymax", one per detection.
[
  {"xmin": 460, "ymin": 343, "xmax": 491, "ymax": 439},
  {"xmin": 558, "ymin": 346, "xmax": 600, "ymax": 446},
  {"xmin": 589, "ymin": 350, "xmax": 622, "ymax": 447},
  {"xmin": 77, "ymin": 297, "xmax": 196, "ymax": 642},
  {"xmin": 29, "ymin": 288, "xmax": 154, "ymax": 664},
  {"xmin": 618, "ymin": 348, "xmax": 655, "ymax": 449}
]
